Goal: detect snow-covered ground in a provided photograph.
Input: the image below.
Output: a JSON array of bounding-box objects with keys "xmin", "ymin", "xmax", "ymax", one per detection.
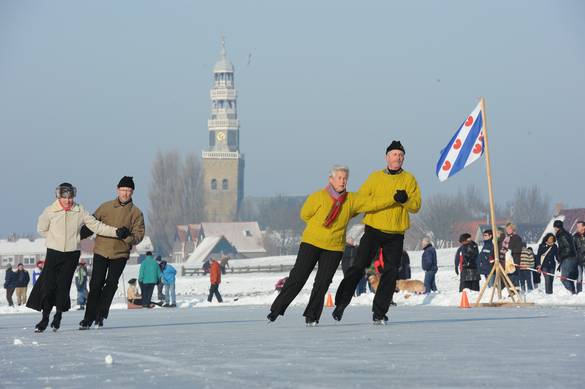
[
  {"xmin": 2, "ymin": 248, "xmax": 584, "ymax": 316},
  {"xmin": 1, "ymin": 305, "xmax": 584, "ymax": 388}
]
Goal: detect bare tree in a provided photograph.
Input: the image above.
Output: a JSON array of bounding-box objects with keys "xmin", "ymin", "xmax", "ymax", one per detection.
[
  {"xmin": 148, "ymin": 151, "xmax": 203, "ymax": 257},
  {"xmin": 508, "ymin": 185, "xmax": 550, "ymax": 224}
]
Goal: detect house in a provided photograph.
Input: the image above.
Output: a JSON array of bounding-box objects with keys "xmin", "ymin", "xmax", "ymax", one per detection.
[
  {"xmin": 0, "ymin": 238, "xmax": 46, "ymax": 268},
  {"xmin": 182, "ymin": 236, "xmax": 237, "ymax": 269},
  {"xmin": 200, "ymin": 222, "xmax": 266, "ymax": 258},
  {"xmin": 173, "ymin": 221, "xmax": 266, "ymax": 262},
  {"xmin": 172, "ymin": 224, "xmax": 202, "ymax": 263}
]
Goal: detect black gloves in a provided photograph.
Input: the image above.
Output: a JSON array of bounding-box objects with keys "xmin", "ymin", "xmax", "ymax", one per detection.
[
  {"xmin": 394, "ymin": 189, "xmax": 408, "ymax": 204},
  {"xmin": 116, "ymin": 227, "xmax": 131, "ymax": 239}
]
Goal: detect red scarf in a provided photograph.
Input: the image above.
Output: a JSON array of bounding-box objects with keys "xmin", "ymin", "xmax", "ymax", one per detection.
[{"xmin": 323, "ymin": 185, "xmax": 347, "ymax": 227}]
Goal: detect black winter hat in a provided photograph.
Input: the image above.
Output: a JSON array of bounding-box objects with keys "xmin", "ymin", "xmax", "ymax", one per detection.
[
  {"xmin": 386, "ymin": 140, "xmax": 405, "ymax": 154},
  {"xmin": 459, "ymin": 233, "xmax": 472, "ymax": 243},
  {"xmin": 117, "ymin": 176, "xmax": 135, "ymax": 189},
  {"xmin": 553, "ymin": 220, "xmax": 563, "ymax": 229}
]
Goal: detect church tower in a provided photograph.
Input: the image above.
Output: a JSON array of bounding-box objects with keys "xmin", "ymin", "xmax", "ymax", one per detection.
[{"xmin": 201, "ymin": 38, "xmax": 245, "ymax": 222}]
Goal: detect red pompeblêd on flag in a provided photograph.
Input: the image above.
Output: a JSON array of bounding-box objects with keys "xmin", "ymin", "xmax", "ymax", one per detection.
[{"xmin": 436, "ymin": 101, "xmax": 485, "ymax": 181}]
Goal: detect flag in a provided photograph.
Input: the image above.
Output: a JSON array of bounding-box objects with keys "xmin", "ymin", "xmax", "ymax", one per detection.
[{"xmin": 436, "ymin": 101, "xmax": 485, "ymax": 181}]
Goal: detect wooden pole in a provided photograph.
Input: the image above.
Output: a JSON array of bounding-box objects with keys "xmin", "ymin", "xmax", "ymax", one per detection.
[{"xmin": 474, "ymin": 97, "xmax": 520, "ymax": 305}]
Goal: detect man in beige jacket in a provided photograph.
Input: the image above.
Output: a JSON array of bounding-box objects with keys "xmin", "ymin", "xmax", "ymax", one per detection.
[{"xmin": 80, "ymin": 176, "xmax": 145, "ymax": 329}]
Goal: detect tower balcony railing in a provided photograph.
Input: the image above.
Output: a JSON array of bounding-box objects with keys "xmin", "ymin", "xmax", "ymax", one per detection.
[
  {"xmin": 208, "ymin": 119, "xmax": 239, "ymax": 128},
  {"xmin": 210, "ymin": 89, "xmax": 237, "ymax": 100},
  {"xmin": 202, "ymin": 150, "xmax": 241, "ymax": 159}
]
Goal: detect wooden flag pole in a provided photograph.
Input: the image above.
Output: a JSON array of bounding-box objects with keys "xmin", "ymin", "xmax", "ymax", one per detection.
[{"xmin": 474, "ymin": 97, "xmax": 520, "ymax": 306}]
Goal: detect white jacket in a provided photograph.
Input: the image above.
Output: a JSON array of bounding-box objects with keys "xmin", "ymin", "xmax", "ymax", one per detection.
[{"xmin": 37, "ymin": 200, "xmax": 118, "ymax": 253}]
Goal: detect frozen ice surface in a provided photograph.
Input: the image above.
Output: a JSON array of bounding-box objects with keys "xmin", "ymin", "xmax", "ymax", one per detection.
[{"xmin": 0, "ymin": 305, "xmax": 583, "ymax": 388}]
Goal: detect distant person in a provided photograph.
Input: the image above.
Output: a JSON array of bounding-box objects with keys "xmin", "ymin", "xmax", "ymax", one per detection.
[
  {"xmin": 536, "ymin": 233, "xmax": 558, "ymax": 294},
  {"xmin": 161, "ymin": 260, "xmax": 177, "ymax": 307},
  {"xmin": 333, "ymin": 141, "xmax": 422, "ymax": 325},
  {"xmin": 573, "ymin": 221, "xmax": 585, "ymax": 294},
  {"xmin": 220, "ymin": 255, "xmax": 230, "ymax": 275},
  {"xmin": 14, "ymin": 263, "xmax": 30, "ymax": 306},
  {"xmin": 27, "ymin": 182, "xmax": 121, "ymax": 332},
  {"xmin": 398, "ymin": 250, "xmax": 411, "ymax": 280},
  {"xmin": 75, "ymin": 260, "xmax": 89, "ymax": 310},
  {"xmin": 267, "ymin": 165, "xmax": 395, "ymax": 325},
  {"xmin": 127, "ymin": 278, "xmax": 142, "ymax": 305},
  {"xmin": 553, "ymin": 220, "xmax": 578, "ymax": 294},
  {"xmin": 79, "ymin": 176, "xmax": 144, "ymax": 330},
  {"xmin": 4, "ymin": 264, "xmax": 16, "ymax": 307},
  {"xmin": 500, "ymin": 223, "xmax": 523, "ymax": 287},
  {"xmin": 32, "ymin": 260, "xmax": 44, "ymax": 285},
  {"xmin": 208, "ymin": 259, "xmax": 223, "ymax": 303},
  {"xmin": 138, "ymin": 251, "xmax": 161, "ymax": 308},
  {"xmin": 156, "ymin": 256, "xmax": 165, "ymax": 303},
  {"xmin": 421, "ymin": 237, "xmax": 438, "ymax": 294},
  {"xmin": 478, "ymin": 229, "xmax": 495, "ymax": 287},
  {"xmin": 454, "ymin": 233, "xmax": 480, "ymax": 292},
  {"xmin": 519, "ymin": 246, "xmax": 535, "ymax": 292}
]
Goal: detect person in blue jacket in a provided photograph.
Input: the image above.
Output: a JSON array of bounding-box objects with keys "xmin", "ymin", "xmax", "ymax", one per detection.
[
  {"xmin": 160, "ymin": 261, "xmax": 177, "ymax": 307},
  {"xmin": 421, "ymin": 237, "xmax": 438, "ymax": 293},
  {"xmin": 477, "ymin": 229, "xmax": 495, "ymax": 287},
  {"xmin": 4, "ymin": 264, "xmax": 17, "ymax": 307}
]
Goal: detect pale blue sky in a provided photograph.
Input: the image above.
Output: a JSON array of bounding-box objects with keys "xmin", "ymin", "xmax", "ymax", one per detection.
[{"xmin": 1, "ymin": 0, "xmax": 584, "ymax": 235}]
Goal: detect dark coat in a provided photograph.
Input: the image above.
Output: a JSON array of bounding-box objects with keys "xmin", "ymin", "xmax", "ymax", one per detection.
[
  {"xmin": 421, "ymin": 244, "xmax": 438, "ymax": 272},
  {"xmin": 15, "ymin": 270, "xmax": 30, "ymax": 287},
  {"xmin": 556, "ymin": 228, "xmax": 576, "ymax": 261},
  {"xmin": 573, "ymin": 232, "xmax": 585, "ymax": 265},
  {"xmin": 455, "ymin": 241, "xmax": 480, "ymax": 281},
  {"xmin": 507, "ymin": 234, "xmax": 523, "ymax": 265},
  {"xmin": 477, "ymin": 240, "xmax": 494, "ymax": 275},
  {"xmin": 537, "ymin": 243, "xmax": 558, "ymax": 271},
  {"xmin": 398, "ymin": 251, "xmax": 411, "ymax": 280},
  {"xmin": 4, "ymin": 268, "xmax": 17, "ymax": 289}
]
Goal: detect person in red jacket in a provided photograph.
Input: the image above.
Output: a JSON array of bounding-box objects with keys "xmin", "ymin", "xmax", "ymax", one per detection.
[{"xmin": 207, "ymin": 259, "xmax": 223, "ymax": 303}]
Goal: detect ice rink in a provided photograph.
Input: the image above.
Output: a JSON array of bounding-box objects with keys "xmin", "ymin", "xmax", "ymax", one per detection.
[{"xmin": 1, "ymin": 305, "xmax": 584, "ymax": 388}]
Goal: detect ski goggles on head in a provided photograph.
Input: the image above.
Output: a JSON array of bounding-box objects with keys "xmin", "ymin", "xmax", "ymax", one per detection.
[{"xmin": 55, "ymin": 185, "xmax": 77, "ymax": 199}]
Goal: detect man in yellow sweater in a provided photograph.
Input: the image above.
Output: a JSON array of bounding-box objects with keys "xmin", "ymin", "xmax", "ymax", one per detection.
[
  {"xmin": 334, "ymin": 141, "xmax": 421, "ymax": 324},
  {"xmin": 267, "ymin": 165, "xmax": 395, "ymax": 326}
]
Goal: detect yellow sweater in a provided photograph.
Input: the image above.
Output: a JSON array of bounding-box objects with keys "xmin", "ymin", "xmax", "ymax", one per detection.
[
  {"xmin": 358, "ymin": 169, "xmax": 421, "ymax": 234},
  {"xmin": 300, "ymin": 190, "xmax": 394, "ymax": 252}
]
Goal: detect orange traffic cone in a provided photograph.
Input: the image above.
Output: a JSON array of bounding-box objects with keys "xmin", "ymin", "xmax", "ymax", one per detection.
[
  {"xmin": 325, "ymin": 292, "xmax": 334, "ymax": 308},
  {"xmin": 459, "ymin": 290, "xmax": 471, "ymax": 309}
]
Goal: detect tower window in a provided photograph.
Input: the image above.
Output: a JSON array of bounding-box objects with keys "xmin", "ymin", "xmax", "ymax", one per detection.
[
  {"xmin": 222, "ymin": 179, "xmax": 228, "ymax": 190},
  {"xmin": 211, "ymin": 179, "xmax": 217, "ymax": 191}
]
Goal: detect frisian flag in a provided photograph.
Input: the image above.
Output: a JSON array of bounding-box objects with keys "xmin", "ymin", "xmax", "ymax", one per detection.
[{"xmin": 436, "ymin": 101, "xmax": 485, "ymax": 181}]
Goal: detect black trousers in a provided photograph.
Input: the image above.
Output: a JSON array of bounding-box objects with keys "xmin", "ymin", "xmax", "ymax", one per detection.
[
  {"xmin": 207, "ymin": 284, "xmax": 223, "ymax": 302},
  {"xmin": 141, "ymin": 283, "xmax": 155, "ymax": 306},
  {"xmin": 84, "ymin": 254, "xmax": 128, "ymax": 321},
  {"xmin": 26, "ymin": 248, "xmax": 80, "ymax": 313},
  {"xmin": 335, "ymin": 226, "xmax": 404, "ymax": 318},
  {"xmin": 270, "ymin": 242, "xmax": 343, "ymax": 321}
]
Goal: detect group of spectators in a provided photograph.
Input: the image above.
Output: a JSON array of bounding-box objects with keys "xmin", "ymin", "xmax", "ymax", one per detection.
[
  {"xmin": 130, "ymin": 251, "xmax": 177, "ymax": 308},
  {"xmin": 453, "ymin": 220, "xmax": 585, "ymax": 295}
]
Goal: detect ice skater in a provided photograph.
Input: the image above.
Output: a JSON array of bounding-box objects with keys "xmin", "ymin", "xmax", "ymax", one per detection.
[
  {"xmin": 333, "ymin": 141, "xmax": 421, "ymax": 325},
  {"xmin": 27, "ymin": 183, "xmax": 123, "ymax": 332},
  {"xmin": 267, "ymin": 165, "xmax": 395, "ymax": 326},
  {"xmin": 79, "ymin": 176, "xmax": 144, "ymax": 329}
]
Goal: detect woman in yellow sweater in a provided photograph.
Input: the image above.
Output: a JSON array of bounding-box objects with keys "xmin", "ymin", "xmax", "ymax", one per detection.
[{"xmin": 267, "ymin": 165, "xmax": 395, "ymax": 326}]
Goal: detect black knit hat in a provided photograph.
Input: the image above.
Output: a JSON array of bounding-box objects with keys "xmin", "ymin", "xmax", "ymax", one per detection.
[
  {"xmin": 459, "ymin": 233, "xmax": 472, "ymax": 243},
  {"xmin": 117, "ymin": 176, "xmax": 135, "ymax": 190},
  {"xmin": 553, "ymin": 220, "xmax": 563, "ymax": 229},
  {"xmin": 386, "ymin": 140, "xmax": 405, "ymax": 154}
]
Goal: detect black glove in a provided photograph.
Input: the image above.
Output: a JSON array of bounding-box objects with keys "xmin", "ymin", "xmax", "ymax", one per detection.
[
  {"xmin": 80, "ymin": 225, "xmax": 93, "ymax": 240},
  {"xmin": 394, "ymin": 189, "xmax": 408, "ymax": 204},
  {"xmin": 116, "ymin": 227, "xmax": 130, "ymax": 239}
]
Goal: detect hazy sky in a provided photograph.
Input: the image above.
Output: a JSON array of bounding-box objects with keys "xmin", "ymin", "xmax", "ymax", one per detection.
[{"xmin": 1, "ymin": 0, "xmax": 584, "ymax": 236}]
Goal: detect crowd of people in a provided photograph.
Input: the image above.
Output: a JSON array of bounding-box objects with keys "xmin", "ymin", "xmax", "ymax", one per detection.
[{"xmin": 453, "ymin": 220, "xmax": 585, "ymax": 295}]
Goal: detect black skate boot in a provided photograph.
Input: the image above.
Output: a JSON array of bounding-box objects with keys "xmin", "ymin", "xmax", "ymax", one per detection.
[
  {"xmin": 78, "ymin": 319, "xmax": 93, "ymax": 330},
  {"xmin": 35, "ymin": 316, "xmax": 50, "ymax": 333},
  {"xmin": 372, "ymin": 313, "xmax": 389, "ymax": 326},
  {"xmin": 332, "ymin": 306, "xmax": 344, "ymax": 322},
  {"xmin": 50, "ymin": 311, "xmax": 62, "ymax": 331}
]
